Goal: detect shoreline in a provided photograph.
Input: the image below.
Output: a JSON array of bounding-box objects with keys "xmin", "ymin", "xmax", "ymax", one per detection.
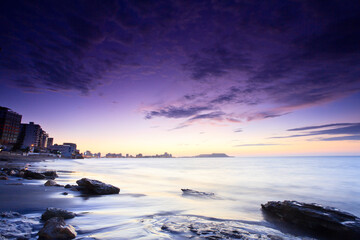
[
  {"xmin": 0, "ymin": 157, "xmax": 78, "ymax": 214},
  {"xmin": 0, "ymin": 152, "xmax": 59, "ymax": 165},
  {"xmin": 1, "ymin": 157, "xmax": 360, "ymax": 239}
]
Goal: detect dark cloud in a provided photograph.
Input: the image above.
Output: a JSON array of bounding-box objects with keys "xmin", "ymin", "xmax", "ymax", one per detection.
[
  {"xmin": 288, "ymin": 123, "xmax": 355, "ymax": 132},
  {"xmin": 180, "ymin": 0, "xmax": 360, "ymax": 118},
  {"xmin": 183, "ymin": 45, "xmax": 251, "ymax": 80},
  {"xmin": 272, "ymin": 123, "xmax": 360, "ymax": 141},
  {"xmin": 1, "ymin": 0, "xmax": 359, "ymax": 128},
  {"xmin": 0, "ymin": 0, "xmax": 128, "ymax": 94},
  {"xmin": 145, "ymin": 106, "xmax": 211, "ymax": 119},
  {"xmin": 316, "ymin": 135, "xmax": 360, "ymax": 141}
]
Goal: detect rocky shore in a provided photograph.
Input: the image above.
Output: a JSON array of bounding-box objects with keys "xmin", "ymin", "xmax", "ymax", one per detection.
[
  {"xmin": 1, "ymin": 157, "xmax": 360, "ymax": 239},
  {"xmin": 0, "ymin": 159, "xmax": 121, "ymax": 239}
]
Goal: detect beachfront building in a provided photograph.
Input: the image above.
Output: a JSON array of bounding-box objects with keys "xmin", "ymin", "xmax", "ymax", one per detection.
[
  {"xmin": 63, "ymin": 142, "xmax": 77, "ymax": 154},
  {"xmin": 39, "ymin": 130, "xmax": 48, "ymax": 148},
  {"xmin": 49, "ymin": 143, "xmax": 77, "ymax": 158},
  {"xmin": 18, "ymin": 122, "xmax": 42, "ymax": 149},
  {"xmin": 47, "ymin": 137, "xmax": 53, "ymax": 148},
  {"xmin": 0, "ymin": 106, "xmax": 22, "ymax": 147}
]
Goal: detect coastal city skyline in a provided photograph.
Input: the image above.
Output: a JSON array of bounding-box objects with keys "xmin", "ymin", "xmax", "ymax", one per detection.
[{"xmin": 1, "ymin": 1, "xmax": 360, "ymax": 156}]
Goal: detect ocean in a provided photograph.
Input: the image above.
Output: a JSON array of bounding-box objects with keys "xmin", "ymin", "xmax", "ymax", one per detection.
[{"xmin": 29, "ymin": 156, "xmax": 360, "ymax": 239}]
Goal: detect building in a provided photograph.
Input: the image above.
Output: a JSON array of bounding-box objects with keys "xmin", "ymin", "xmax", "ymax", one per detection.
[
  {"xmin": 49, "ymin": 143, "xmax": 77, "ymax": 158},
  {"xmin": 47, "ymin": 137, "xmax": 53, "ymax": 148},
  {"xmin": 18, "ymin": 122, "xmax": 42, "ymax": 149},
  {"xmin": 106, "ymin": 153, "xmax": 122, "ymax": 158},
  {"xmin": 0, "ymin": 106, "xmax": 22, "ymax": 147},
  {"xmin": 63, "ymin": 143, "xmax": 77, "ymax": 154},
  {"xmin": 39, "ymin": 130, "xmax": 48, "ymax": 148}
]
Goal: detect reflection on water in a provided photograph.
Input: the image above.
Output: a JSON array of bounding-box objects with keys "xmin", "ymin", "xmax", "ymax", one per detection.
[{"xmin": 32, "ymin": 156, "xmax": 360, "ymax": 239}]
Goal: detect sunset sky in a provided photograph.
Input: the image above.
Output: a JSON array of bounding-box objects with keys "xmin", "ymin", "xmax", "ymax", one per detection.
[{"xmin": 1, "ymin": 0, "xmax": 359, "ymax": 156}]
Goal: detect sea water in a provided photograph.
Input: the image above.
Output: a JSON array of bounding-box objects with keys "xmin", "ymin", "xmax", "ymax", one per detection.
[{"xmin": 31, "ymin": 156, "xmax": 360, "ymax": 239}]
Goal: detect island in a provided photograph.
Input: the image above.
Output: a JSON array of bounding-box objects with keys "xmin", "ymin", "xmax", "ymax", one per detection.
[{"xmin": 193, "ymin": 153, "xmax": 230, "ymax": 158}]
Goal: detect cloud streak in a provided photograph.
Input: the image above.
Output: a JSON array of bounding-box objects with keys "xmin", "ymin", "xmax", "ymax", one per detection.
[{"xmin": 272, "ymin": 123, "xmax": 360, "ymax": 141}]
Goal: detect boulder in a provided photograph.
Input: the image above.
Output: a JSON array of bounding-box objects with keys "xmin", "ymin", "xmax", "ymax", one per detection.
[
  {"xmin": 261, "ymin": 200, "xmax": 360, "ymax": 239},
  {"xmin": 76, "ymin": 178, "xmax": 120, "ymax": 195},
  {"xmin": 181, "ymin": 189, "xmax": 215, "ymax": 198},
  {"xmin": 42, "ymin": 171, "xmax": 58, "ymax": 179},
  {"xmin": 44, "ymin": 180, "xmax": 63, "ymax": 187},
  {"xmin": 41, "ymin": 208, "xmax": 76, "ymax": 221},
  {"xmin": 38, "ymin": 217, "xmax": 76, "ymax": 239},
  {"xmin": 0, "ymin": 176, "xmax": 8, "ymax": 180},
  {"xmin": 23, "ymin": 170, "xmax": 46, "ymax": 179}
]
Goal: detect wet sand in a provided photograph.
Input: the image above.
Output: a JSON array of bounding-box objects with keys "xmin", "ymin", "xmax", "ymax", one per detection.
[{"xmin": 0, "ymin": 154, "xmax": 78, "ymax": 214}]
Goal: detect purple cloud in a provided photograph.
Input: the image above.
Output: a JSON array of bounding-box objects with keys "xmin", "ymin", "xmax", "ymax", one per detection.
[
  {"xmin": 271, "ymin": 123, "xmax": 360, "ymax": 141},
  {"xmin": 145, "ymin": 106, "xmax": 211, "ymax": 119}
]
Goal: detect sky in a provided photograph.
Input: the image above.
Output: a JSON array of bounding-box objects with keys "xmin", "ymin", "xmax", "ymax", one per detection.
[{"xmin": 1, "ymin": 0, "xmax": 360, "ymax": 156}]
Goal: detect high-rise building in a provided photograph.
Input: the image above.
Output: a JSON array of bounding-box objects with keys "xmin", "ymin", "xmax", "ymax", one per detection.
[
  {"xmin": 18, "ymin": 122, "xmax": 42, "ymax": 149},
  {"xmin": 0, "ymin": 106, "xmax": 22, "ymax": 146},
  {"xmin": 39, "ymin": 130, "xmax": 48, "ymax": 148},
  {"xmin": 47, "ymin": 137, "xmax": 54, "ymax": 148}
]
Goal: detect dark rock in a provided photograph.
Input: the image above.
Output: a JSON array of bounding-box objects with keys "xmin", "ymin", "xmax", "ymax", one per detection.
[
  {"xmin": 44, "ymin": 180, "xmax": 63, "ymax": 187},
  {"xmin": 64, "ymin": 184, "xmax": 72, "ymax": 188},
  {"xmin": 41, "ymin": 208, "xmax": 76, "ymax": 221},
  {"xmin": 0, "ymin": 176, "xmax": 8, "ymax": 180},
  {"xmin": 261, "ymin": 200, "xmax": 360, "ymax": 239},
  {"xmin": 76, "ymin": 178, "xmax": 120, "ymax": 195},
  {"xmin": 23, "ymin": 170, "xmax": 46, "ymax": 179},
  {"xmin": 42, "ymin": 171, "xmax": 58, "ymax": 179},
  {"xmin": 1, "ymin": 211, "xmax": 21, "ymax": 218},
  {"xmin": 18, "ymin": 170, "xmax": 25, "ymax": 178},
  {"xmin": 181, "ymin": 189, "xmax": 215, "ymax": 198},
  {"xmin": 62, "ymin": 192, "xmax": 68, "ymax": 195},
  {"xmin": 38, "ymin": 217, "xmax": 76, "ymax": 239},
  {"xmin": 8, "ymin": 169, "xmax": 18, "ymax": 176}
]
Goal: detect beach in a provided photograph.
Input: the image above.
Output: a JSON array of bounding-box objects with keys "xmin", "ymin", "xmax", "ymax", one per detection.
[{"xmin": 1, "ymin": 156, "xmax": 360, "ymax": 239}]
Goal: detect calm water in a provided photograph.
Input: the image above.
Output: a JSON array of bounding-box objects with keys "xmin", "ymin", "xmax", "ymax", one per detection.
[{"xmin": 30, "ymin": 156, "xmax": 360, "ymax": 239}]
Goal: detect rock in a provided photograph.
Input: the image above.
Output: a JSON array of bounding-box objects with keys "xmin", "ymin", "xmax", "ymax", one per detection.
[
  {"xmin": 62, "ymin": 192, "xmax": 68, "ymax": 195},
  {"xmin": 181, "ymin": 189, "xmax": 215, "ymax": 198},
  {"xmin": 64, "ymin": 184, "xmax": 72, "ymax": 188},
  {"xmin": 261, "ymin": 200, "xmax": 360, "ymax": 239},
  {"xmin": 76, "ymin": 178, "xmax": 120, "ymax": 195},
  {"xmin": 41, "ymin": 208, "xmax": 76, "ymax": 221},
  {"xmin": 42, "ymin": 171, "xmax": 58, "ymax": 179},
  {"xmin": 38, "ymin": 217, "xmax": 76, "ymax": 239},
  {"xmin": 18, "ymin": 170, "xmax": 25, "ymax": 178},
  {"xmin": 0, "ymin": 176, "xmax": 8, "ymax": 180},
  {"xmin": 0, "ymin": 211, "xmax": 21, "ymax": 218},
  {"xmin": 23, "ymin": 170, "xmax": 46, "ymax": 179},
  {"xmin": 44, "ymin": 180, "xmax": 63, "ymax": 187}
]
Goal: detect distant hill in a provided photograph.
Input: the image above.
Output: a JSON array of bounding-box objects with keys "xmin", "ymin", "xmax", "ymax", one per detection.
[{"xmin": 194, "ymin": 153, "xmax": 230, "ymax": 158}]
